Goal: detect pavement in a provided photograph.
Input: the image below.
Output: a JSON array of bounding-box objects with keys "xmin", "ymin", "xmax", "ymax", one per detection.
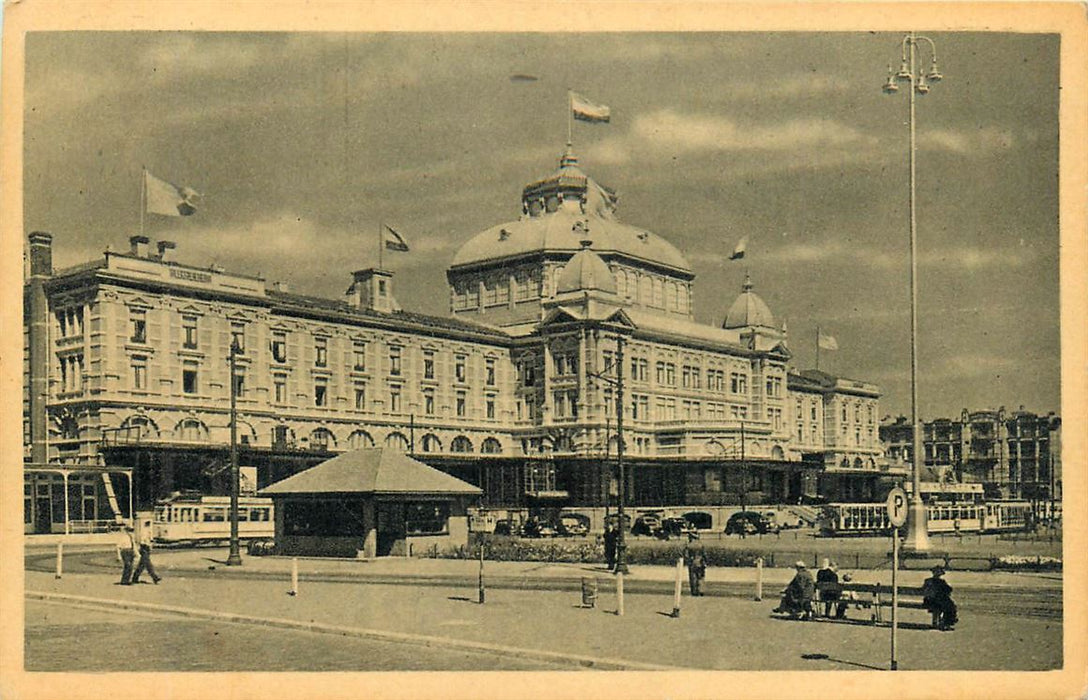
[{"xmin": 23, "ymin": 546, "xmax": 1064, "ymax": 673}]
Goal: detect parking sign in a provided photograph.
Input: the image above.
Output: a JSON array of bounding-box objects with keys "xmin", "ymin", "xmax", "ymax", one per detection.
[{"xmin": 886, "ymin": 487, "xmax": 908, "ymax": 527}]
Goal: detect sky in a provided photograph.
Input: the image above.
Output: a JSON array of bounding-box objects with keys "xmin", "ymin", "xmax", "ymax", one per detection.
[{"xmin": 22, "ymin": 31, "xmax": 1061, "ymax": 421}]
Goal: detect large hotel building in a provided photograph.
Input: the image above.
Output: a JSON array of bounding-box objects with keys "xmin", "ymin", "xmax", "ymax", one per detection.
[{"xmin": 23, "ymin": 145, "xmax": 899, "ymax": 534}]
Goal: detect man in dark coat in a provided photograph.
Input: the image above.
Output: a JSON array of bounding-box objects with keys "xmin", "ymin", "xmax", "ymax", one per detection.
[
  {"xmin": 815, "ymin": 558, "xmax": 842, "ymax": 618},
  {"xmin": 683, "ymin": 536, "xmax": 707, "ymax": 596},
  {"xmin": 922, "ymin": 566, "xmax": 958, "ymax": 630},
  {"xmin": 603, "ymin": 523, "xmax": 618, "ymax": 571},
  {"xmin": 774, "ymin": 561, "xmax": 815, "ymax": 620}
]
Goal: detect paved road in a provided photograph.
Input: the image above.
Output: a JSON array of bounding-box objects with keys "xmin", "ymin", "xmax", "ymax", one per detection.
[{"xmin": 26, "ymin": 599, "xmax": 573, "ymax": 672}]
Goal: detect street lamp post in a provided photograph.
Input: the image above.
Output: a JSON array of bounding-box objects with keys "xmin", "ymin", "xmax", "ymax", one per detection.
[
  {"xmin": 226, "ymin": 340, "xmax": 243, "ymax": 566},
  {"xmin": 613, "ymin": 334, "xmax": 629, "ymax": 575},
  {"xmin": 883, "ymin": 32, "xmax": 943, "ymax": 553}
]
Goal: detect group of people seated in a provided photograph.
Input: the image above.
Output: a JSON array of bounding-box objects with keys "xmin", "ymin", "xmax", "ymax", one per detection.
[
  {"xmin": 774, "ymin": 559, "xmax": 852, "ymax": 621},
  {"xmin": 773, "ymin": 559, "xmax": 958, "ymax": 631}
]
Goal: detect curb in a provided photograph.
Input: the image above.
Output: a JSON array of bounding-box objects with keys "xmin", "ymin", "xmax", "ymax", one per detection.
[{"xmin": 26, "ymin": 590, "xmax": 686, "ymax": 672}]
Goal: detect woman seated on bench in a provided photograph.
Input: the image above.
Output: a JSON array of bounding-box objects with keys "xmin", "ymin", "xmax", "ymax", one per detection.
[
  {"xmin": 774, "ymin": 561, "xmax": 815, "ymax": 620},
  {"xmin": 922, "ymin": 566, "xmax": 958, "ymax": 631}
]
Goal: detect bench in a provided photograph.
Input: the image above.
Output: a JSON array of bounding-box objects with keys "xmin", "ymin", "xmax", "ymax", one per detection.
[{"xmin": 816, "ymin": 582, "xmax": 939, "ymax": 627}]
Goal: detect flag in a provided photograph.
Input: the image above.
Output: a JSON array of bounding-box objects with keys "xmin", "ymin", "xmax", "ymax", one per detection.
[
  {"xmin": 509, "ymin": 73, "xmax": 539, "ymax": 83},
  {"xmin": 571, "ymin": 91, "xmax": 611, "ymax": 123},
  {"xmin": 729, "ymin": 236, "xmax": 748, "ymax": 260},
  {"xmin": 818, "ymin": 332, "xmax": 839, "ymax": 351},
  {"xmin": 383, "ymin": 225, "xmax": 409, "ymax": 252},
  {"xmin": 145, "ymin": 170, "xmax": 199, "ymax": 217}
]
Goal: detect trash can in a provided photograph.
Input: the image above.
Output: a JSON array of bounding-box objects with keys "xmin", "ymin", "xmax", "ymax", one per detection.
[{"xmin": 581, "ymin": 577, "xmax": 598, "ymax": 608}]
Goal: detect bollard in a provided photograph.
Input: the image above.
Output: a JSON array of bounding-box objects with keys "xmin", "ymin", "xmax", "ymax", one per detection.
[
  {"xmin": 671, "ymin": 557, "xmax": 683, "ymax": 617},
  {"xmin": 616, "ymin": 570, "xmax": 625, "ymax": 616},
  {"xmin": 55, "ymin": 541, "xmax": 63, "ymax": 579},
  {"xmin": 581, "ymin": 577, "xmax": 598, "ymax": 608},
  {"xmin": 755, "ymin": 557, "xmax": 763, "ymax": 601},
  {"xmin": 289, "ymin": 557, "xmax": 299, "ymax": 596},
  {"xmin": 477, "ymin": 545, "xmax": 485, "ymax": 604}
]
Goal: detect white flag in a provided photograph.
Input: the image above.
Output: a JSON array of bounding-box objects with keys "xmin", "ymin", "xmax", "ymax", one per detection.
[
  {"xmin": 145, "ymin": 170, "xmax": 199, "ymax": 217},
  {"xmin": 729, "ymin": 236, "xmax": 748, "ymax": 260},
  {"xmin": 818, "ymin": 332, "xmax": 839, "ymax": 351},
  {"xmin": 571, "ymin": 92, "xmax": 611, "ymax": 123}
]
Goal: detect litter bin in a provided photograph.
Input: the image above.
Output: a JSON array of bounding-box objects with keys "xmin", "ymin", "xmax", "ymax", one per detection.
[{"xmin": 581, "ymin": 577, "xmax": 598, "ymax": 608}]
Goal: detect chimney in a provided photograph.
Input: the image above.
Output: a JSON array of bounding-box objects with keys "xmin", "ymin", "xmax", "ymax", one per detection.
[
  {"xmin": 27, "ymin": 232, "xmax": 53, "ymax": 464},
  {"xmin": 157, "ymin": 240, "xmax": 177, "ymax": 262},
  {"xmin": 347, "ymin": 268, "xmax": 399, "ymax": 313},
  {"xmin": 129, "ymin": 235, "xmax": 150, "ymax": 257},
  {"xmin": 272, "ymin": 281, "xmax": 290, "ymax": 293}
]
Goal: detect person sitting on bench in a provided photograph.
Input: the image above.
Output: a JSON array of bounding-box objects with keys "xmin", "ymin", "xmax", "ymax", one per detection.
[
  {"xmin": 774, "ymin": 561, "xmax": 815, "ymax": 620},
  {"xmin": 922, "ymin": 566, "xmax": 958, "ymax": 631},
  {"xmin": 816, "ymin": 558, "xmax": 843, "ymax": 618}
]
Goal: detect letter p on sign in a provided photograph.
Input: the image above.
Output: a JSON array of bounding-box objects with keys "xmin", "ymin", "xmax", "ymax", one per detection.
[{"xmin": 886, "ymin": 487, "xmax": 908, "ymax": 527}]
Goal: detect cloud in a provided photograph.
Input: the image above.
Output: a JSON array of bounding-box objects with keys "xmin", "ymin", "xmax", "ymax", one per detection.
[
  {"xmin": 632, "ymin": 109, "xmax": 868, "ymax": 153},
  {"xmin": 919, "ymin": 127, "xmax": 1016, "ymax": 154}
]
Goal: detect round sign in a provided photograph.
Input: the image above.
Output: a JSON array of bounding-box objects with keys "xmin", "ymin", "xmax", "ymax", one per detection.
[{"xmin": 886, "ymin": 487, "xmax": 909, "ymax": 527}]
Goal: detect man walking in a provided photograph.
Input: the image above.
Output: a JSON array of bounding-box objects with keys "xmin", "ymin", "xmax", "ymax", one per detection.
[
  {"xmin": 683, "ymin": 535, "xmax": 707, "ymax": 596},
  {"xmin": 132, "ymin": 519, "xmax": 162, "ymax": 584},
  {"xmin": 116, "ymin": 523, "xmax": 136, "ymax": 585}
]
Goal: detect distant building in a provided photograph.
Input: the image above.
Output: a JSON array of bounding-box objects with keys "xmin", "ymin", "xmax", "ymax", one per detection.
[
  {"xmin": 879, "ymin": 407, "xmax": 1061, "ymax": 500},
  {"xmin": 23, "ymin": 145, "xmax": 899, "ymax": 534}
]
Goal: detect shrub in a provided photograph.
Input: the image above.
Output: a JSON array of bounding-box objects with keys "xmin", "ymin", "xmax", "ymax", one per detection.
[{"xmin": 992, "ymin": 555, "xmax": 1062, "ymax": 572}]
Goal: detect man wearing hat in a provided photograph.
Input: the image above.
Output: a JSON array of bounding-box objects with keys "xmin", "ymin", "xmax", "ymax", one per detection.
[
  {"xmin": 922, "ymin": 566, "xmax": 958, "ymax": 630},
  {"xmin": 774, "ymin": 560, "xmax": 816, "ymax": 620},
  {"xmin": 115, "ymin": 522, "xmax": 137, "ymax": 585}
]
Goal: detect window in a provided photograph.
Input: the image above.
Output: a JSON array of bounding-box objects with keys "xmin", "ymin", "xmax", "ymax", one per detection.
[
  {"xmin": 232, "ymin": 367, "xmax": 246, "ymax": 398},
  {"xmin": 568, "ymin": 355, "xmax": 578, "ymax": 376},
  {"xmin": 485, "ymin": 357, "xmax": 496, "ymax": 385},
  {"xmin": 230, "ymin": 322, "xmax": 246, "ymax": 354},
  {"xmin": 182, "ymin": 360, "xmax": 198, "ymax": 394},
  {"xmin": 132, "ymin": 355, "xmax": 148, "ymax": 390},
  {"xmin": 730, "ymin": 404, "xmax": 748, "ymax": 420},
  {"xmin": 389, "ymin": 386, "xmax": 402, "ymax": 413},
  {"xmin": 602, "ymin": 350, "xmax": 614, "ymax": 373},
  {"xmin": 389, "ymin": 347, "xmax": 402, "ymax": 376},
  {"xmin": 456, "ymin": 391, "xmax": 466, "ymax": 417},
  {"xmin": 603, "ymin": 389, "xmax": 613, "ymax": 416},
  {"xmin": 405, "ymin": 502, "xmax": 449, "ymax": 535},
  {"xmin": 182, "ymin": 315, "xmax": 198, "ymax": 349},
  {"xmin": 486, "ymin": 395, "xmax": 496, "ymax": 420},
  {"xmin": 314, "ymin": 337, "xmax": 328, "ymax": 367},
  {"xmin": 273, "ymin": 373, "xmax": 288, "ymax": 404},
  {"xmin": 553, "ymin": 391, "xmax": 567, "ymax": 418},
  {"xmin": 423, "ymin": 388, "xmax": 435, "ymax": 415},
  {"xmin": 769, "ymin": 407, "xmax": 782, "ymax": 431},
  {"xmin": 314, "ymin": 378, "xmax": 328, "ymax": 407},
  {"xmin": 352, "ymin": 341, "xmax": 366, "ymax": 371},
  {"xmin": 423, "ymin": 350, "xmax": 435, "ymax": 379},
  {"xmin": 630, "ymin": 357, "xmax": 648, "ymax": 382},
  {"xmin": 455, "ymin": 355, "xmax": 467, "ymax": 383},
  {"xmin": 706, "ymin": 369, "xmax": 725, "ymax": 392},
  {"xmin": 842, "ymin": 405, "xmax": 848, "ymax": 422},
  {"xmin": 665, "ymin": 363, "xmax": 675, "ymax": 386},
  {"xmin": 656, "ymin": 362, "xmax": 666, "ymax": 384},
  {"xmin": 811, "ymin": 404, "xmax": 818, "ymax": 421},
  {"xmin": 271, "ymin": 331, "xmax": 287, "ymax": 363},
  {"xmin": 521, "ymin": 361, "xmax": 535, "ymax": 387},
  {"xmin": 730, "ymin": 372, "xmax": 748, "ymax": 394},
  {"xmin": 766, "ymin": 376, "xmax": 782, "ymax": 398},
  {"xmin": 130, "ymin": 310, "xmax": 147, "ymax": 343},
  {"xmin": 555, "ymin": 355, "xmax": 566, "ymax": 376},
  {"xmin": 354, "ymin": 384, "xmax": 366, "ymax": 410}
]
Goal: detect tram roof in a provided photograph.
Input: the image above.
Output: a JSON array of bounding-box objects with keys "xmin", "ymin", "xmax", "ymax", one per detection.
[{"xmin": 260, "ymin": 448, "xmax": 482, "ymax": 497}]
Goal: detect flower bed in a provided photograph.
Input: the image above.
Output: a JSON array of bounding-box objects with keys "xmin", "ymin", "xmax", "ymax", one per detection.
[
  {"xmin": 991, "ymin": 555, "xmax": 1062, "ymax": 572},
  {"xmin": 428, "ymin": 536, "xmax": 764, "ymax": 568}
]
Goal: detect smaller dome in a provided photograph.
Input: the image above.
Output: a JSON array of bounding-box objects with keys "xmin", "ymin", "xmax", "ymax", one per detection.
[
  {"xmin": 556, "ymin": 241, "xmax": 617, "ymax": 295},
  {"xmin": 723, "ymin": 273, "xmax": 776, "ymax": 329}
]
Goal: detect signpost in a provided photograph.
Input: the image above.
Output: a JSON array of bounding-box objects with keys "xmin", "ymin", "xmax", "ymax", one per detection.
[{"xmin": 886, "ymin": 487, "xmax": 908, "ymax": 671}]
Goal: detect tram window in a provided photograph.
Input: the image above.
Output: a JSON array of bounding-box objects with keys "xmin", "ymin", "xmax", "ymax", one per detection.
[
  {"xmin": 203, "ymin": 508, "xmax": 226, "ymax": 522},
  {"xmin": 238, "ymin": 509, "xmax": 249, "ymax": 522}
]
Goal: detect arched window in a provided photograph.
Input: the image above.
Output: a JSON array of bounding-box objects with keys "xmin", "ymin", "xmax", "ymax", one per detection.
[
  {"xmin": 481, "ymin": 437, "xmax": 502, "ymax": 454},
  {"xmin": 348, "ymin": 430, "xmax": 375, "ymax": 450},
  {"xmin": 705, "ymin": 440, "xmax": 726, "ymax": 456},
  {"xmin": 310, "ymin": 428, "xmax": 336, "ymax": 451},
  {"xmin": 421, "ymin": 434, "xmax": 442, "ymax": 453},
  {"xmin": 553, "ymin": 435, "xmax": 572, "ymax": 453},
  {"xmin": 121, "ymin": 415, "xmax": 158, "ymax": 440},
  {"xmin": 451, "ymin": 436, "xmax": 474, "ymax": 453},
  {"xmin": 771, "ymin": 445, "xmax": 785, "ymax": 460},
  {"xmin": 384, "ymin": 432, "xmax": 410, "ymax": 452},
  {"xmin": 175, "ymin": 418, "xmax": 208, "ymax": 442},
  {"xmin": 854, "ymin": 457, "xmax": 864, "ymax": 469},
  {"xmin": 638, "ymin": 275, "xmax": 652, "ymax": 304},
  {"xmin": 665, "ymin": 282, "xmax": 677, "ymax": 311}
]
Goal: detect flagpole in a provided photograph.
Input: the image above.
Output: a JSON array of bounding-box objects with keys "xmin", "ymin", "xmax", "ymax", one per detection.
[
  {"xmin": 378, "ymin": 222, "xmax": 383, "ymax": 270},
  {"xmin": 139, "ymin": 166, "xmax": 146, "ymax": 238},
  {"xmin": 815, "ymin": 325, "xmax": 820, "ymax": 371},
  {"xmin": 567, "ymin": 88, "xmax": 572, "ymax": 147}
]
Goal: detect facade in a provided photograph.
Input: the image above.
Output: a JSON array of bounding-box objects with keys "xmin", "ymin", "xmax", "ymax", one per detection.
[
  {"xmin": 880, "ymin": 407, "xmax": 1061, "ymax": 500},
  {"xmin": 23, "ymin": 145, "xmax": 899, "ymax": 534}
]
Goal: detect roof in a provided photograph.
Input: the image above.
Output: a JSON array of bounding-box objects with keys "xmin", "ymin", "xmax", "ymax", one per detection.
[
  {"xmin": 723, "ymin": 273, "xmax": 776, "ymax": 330},
  {"xmin": 260, "ymin": 448, "xmax": 483, "ymax": 496},
  {"xmin": 556, "ymin": 245, "xmax": 617, "ymax": 295}
]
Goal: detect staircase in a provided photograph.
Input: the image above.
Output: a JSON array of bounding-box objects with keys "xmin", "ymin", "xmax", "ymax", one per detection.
[{"xmin": 101, "ymin": 473, "xmax": 123, "ymax": 519}]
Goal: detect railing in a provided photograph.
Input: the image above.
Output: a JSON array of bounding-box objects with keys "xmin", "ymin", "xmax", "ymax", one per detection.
[{"xmin": 66, "ymin": 519, "xmax": 117, "ymax": 534}]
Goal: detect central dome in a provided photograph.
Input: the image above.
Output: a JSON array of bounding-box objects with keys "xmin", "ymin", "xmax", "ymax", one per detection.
[{"xmin": 449, "ymin": 146, "xmax": 691, "ymax": 274}]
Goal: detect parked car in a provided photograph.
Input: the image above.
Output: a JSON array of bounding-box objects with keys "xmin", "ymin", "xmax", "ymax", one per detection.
[
  {"xmin": 656, "ymin": 517, "xmax": 698, "ymax": 540},
  {"xmin": 491, "ymin": 520, "xmax": 517, "ymax": 536},
  {"xmin": 631, "ymin": 514, "xmax": 662, "ymax": 536},
  {"xmin": 682, "ymin": 511, "xmax": 714, "ymax": 530},
  {"xmin": 604, "ymin": 513, "xmax": 632, "ymax": 532},
  {"xmin": 557, "ymin": 513, "xmax": 590, "ymax": 537},
  {"xmin": 724, "ymin": 511, "xmax": 776, "ymax": 535},
  {"xmin": 522, "ymin": 518, "xmax": 558, "ymax": 538}
]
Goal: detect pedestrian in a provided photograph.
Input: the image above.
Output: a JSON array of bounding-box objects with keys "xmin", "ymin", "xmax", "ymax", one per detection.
[
  {"xmin": 131, "ymin": 519, "xmax": 162, "ymax": 584},
  {"xmin": 116, "ymin": 522, "xmax": 136, "ymax": 585},
  {"xmin": 683, "ymin": 535, "xmax": 707, "ymax": 596},
  {"xmin": 603, "ymin": 522, "xmax": 618, "ymax": 571},
  {"xmin": 815, "ymin": 558, "xmax": 842, "ymax": 618},
  {"xmin": 774, "ymin": 561, "xmax": 815, "ymax": 620},
  {"xmin": 922, "ymin": 566, "xmax": 957, "ymax": 630}
]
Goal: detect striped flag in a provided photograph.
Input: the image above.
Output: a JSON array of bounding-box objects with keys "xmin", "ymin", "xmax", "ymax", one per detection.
[
  {"xmin": 383, "ymin": 225, "xmax": 409, "ymax": 252},
  {"xmin": 729, "ymin": 236, "xmax": 748, "ymax": 261},
  {"xmin": 571, "ymin": 91, "xmax": 611, "ymax": 123},
  {"xmin": 145, "ymin": 170, "xmax": 200, "ymax": 217}
]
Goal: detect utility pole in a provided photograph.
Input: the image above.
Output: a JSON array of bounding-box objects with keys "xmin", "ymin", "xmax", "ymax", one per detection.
[
  {"xmin": 226, "ymin": 340, "xmax": 242, "ymax": 566},
  {"xmin": 613, "ymin": 335, "xmax": 628, "ymax": 575}
]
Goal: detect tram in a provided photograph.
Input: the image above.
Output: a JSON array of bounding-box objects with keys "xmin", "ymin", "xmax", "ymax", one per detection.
[
  {"xmin": 817, "ymin": 500, "xmax": 1032, "ymax": 537},
  {"xmin": 153, "ymin": 492, "xmax": 275, "ymax": 545}
]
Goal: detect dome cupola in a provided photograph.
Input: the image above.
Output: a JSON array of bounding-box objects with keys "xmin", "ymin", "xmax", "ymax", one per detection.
[
  {"xmin": 556, "ymin": 239, "xmax": 617, "ymax": 295},
  {"xmin": 723, "ymin": 272, "xmax": 776, "ymax": 329}
]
